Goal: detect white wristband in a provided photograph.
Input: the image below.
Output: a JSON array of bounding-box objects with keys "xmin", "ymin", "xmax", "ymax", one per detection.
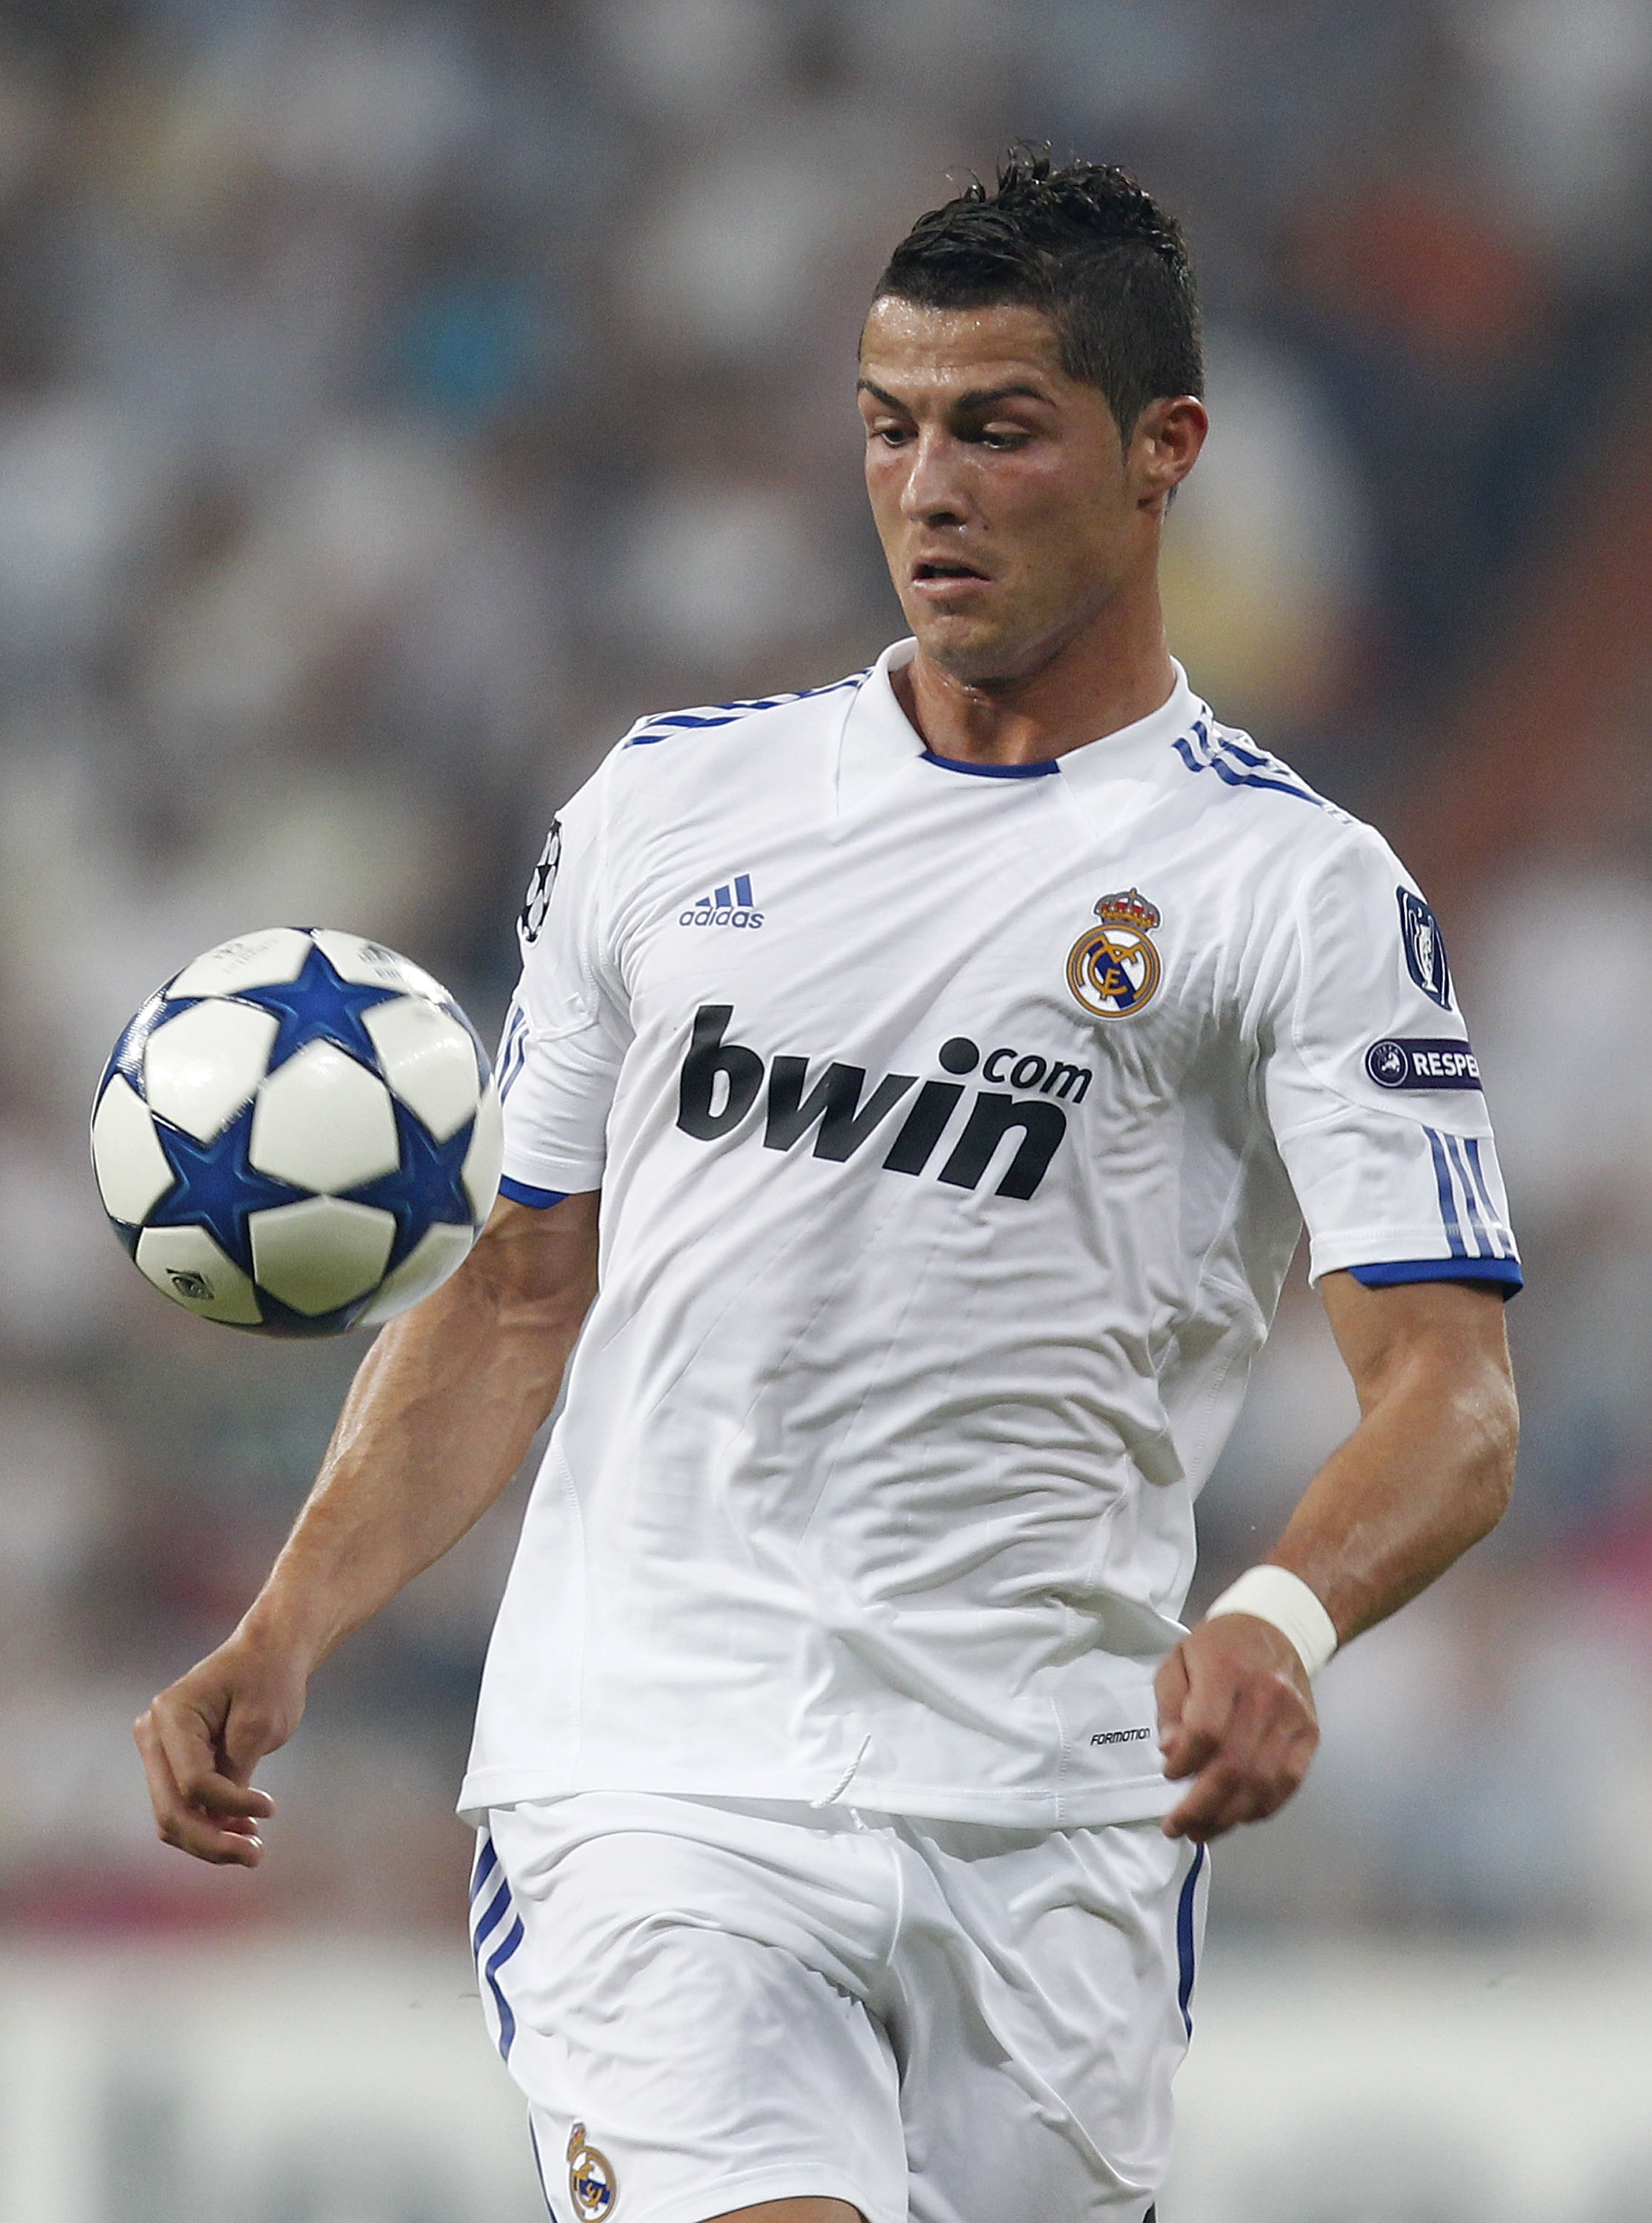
[{"xmin": 1203, "ymin": 1566, "xmax": 1339, "ymax": 1679}]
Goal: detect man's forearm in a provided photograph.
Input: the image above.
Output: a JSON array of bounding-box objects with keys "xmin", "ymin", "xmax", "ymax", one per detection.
[
  {"xmin": 1157, "ymin": 1276, "xmax": 1516, "ymax": 1841},
  {"xmin": 1268, "ymin": 1278, "xmax": 1518, "ymax": 1646},
  {"xmin": 242, "ymin": 1193, "xmax": 599, "ymax": 1670},
  {"xmin": 136, "ymin": 1195, "xmax": 601, "ymax": 1866}
]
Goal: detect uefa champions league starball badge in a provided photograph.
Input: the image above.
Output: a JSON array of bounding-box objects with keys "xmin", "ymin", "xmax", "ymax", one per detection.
[
  {"xmin": 567, "ymin": 2122, "xmax": 617, "ymax": 2220},
  {"xmin": 1066, "ymin": 888, "xmax": 1165, "ymax": 1020}
]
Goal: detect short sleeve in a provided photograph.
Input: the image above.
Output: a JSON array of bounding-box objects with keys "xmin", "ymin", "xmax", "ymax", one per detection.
[
  {"xmin": 1259, "ymin": 826, "xmax": 1520, "ymax": 1289},
  {"xmin": 494, "ymin": 757, "xmax": 633, "ymax": 1199}
]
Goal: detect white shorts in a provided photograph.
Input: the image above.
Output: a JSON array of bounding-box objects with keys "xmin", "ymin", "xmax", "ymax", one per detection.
[{"xmin": 472, "ymin": 1792, "xmax": 1208, "ymax": 2223}]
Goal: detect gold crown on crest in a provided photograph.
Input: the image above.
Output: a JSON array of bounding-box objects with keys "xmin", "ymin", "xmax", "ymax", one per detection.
[{"xmin": 1093, "ymin": 888, "xmax": 1160, "ymax": 932}]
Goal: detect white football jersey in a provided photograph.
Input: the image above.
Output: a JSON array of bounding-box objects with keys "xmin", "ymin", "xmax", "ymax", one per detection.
[{"xmin": 459, "ymin": 642, "xmax": 1519, "ymax": 1829}]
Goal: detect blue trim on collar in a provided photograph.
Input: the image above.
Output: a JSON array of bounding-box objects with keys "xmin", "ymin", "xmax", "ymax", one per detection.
[
  {"xmin": 919, "ymin": 747, "xmax": 1059, "ymax": 780},
  {"xmin": 1350, "ymin": 1257, "xmax": 1522, "ymax": 1298}
]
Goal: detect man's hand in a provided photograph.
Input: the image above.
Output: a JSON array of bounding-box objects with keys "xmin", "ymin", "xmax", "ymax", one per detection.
[
  {"xmin": 135, "ymin": 1632, "xmax": 307, "ymax": 1866},
  {"xmin": 1154, "ymin": 1612, "xmax": 1319, "ymax": 1842}
]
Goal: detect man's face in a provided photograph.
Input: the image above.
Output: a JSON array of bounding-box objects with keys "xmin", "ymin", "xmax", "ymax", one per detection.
[{"xmin": 857, "ymin": 296, "xmax": 1182, "ymax": 687}]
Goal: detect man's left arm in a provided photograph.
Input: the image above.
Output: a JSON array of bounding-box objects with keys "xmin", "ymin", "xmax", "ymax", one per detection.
[{"xmin": 1155, "ymin": 1272, "xmax": 1518, "ymax": 1843}]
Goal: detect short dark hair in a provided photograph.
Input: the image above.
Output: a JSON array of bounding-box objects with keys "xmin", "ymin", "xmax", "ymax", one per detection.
[{"xmin": 872, "ymin": 148, "xmax": 1202, "ymax": 440}]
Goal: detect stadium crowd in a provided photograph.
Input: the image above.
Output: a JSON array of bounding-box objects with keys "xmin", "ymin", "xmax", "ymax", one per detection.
[{"xmin": 1, "ymin": 0, "xmax": 1651, "ymax": 1944}]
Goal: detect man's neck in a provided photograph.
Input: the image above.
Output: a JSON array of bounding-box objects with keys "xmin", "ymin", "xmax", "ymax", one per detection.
[{"xmin": 893, "ymin": 610, "xmax": 1178, "ymax": 767}]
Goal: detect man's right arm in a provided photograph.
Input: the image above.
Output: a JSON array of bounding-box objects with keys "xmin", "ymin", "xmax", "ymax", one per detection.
[{"xmin": 134, "ymin": 1189, "xmax": 601, "ymax": 1867}]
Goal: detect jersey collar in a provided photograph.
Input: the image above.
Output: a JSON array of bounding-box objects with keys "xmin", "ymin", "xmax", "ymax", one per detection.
[{"xmin": 836, "ymin": 637, "xmax": 1205, "ymax": 822}]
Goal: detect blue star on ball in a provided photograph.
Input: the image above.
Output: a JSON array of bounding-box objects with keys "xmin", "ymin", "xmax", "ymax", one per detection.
[
  {"xmin": 231, "ymin": 942, "xmax": 404, "ymax": 1072},
  {"xmin": 145, "ymin": 1105, "xmax": 307, "ymax": 1272},
  {"xmin": 347, "ymin": 1097, "xmax": 478, "ymax": 1270}
]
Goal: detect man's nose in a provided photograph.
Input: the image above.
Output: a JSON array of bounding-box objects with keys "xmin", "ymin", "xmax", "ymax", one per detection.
[{"xmin": 899, "ymin": 429, "xmax": 971, "ymax": 525}]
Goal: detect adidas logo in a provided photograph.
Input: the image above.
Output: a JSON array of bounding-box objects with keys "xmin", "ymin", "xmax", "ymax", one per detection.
[{"xmin": 678, "ymin": 874, "xmax": 764, "ymax": 929}]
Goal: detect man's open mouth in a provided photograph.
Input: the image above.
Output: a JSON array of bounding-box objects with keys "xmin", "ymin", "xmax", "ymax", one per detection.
[{"xmin": 913, "ymin": 560, "xmax": 987, "ymax": 582}]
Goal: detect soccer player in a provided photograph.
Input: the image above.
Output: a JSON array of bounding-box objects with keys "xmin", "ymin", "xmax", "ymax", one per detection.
[{"xmin": 137, "ymin": 154, "xmax": 1519, "ymax": 2223}]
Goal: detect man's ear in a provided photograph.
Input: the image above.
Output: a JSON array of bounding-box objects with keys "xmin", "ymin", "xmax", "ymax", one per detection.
[{"xmin": 1133, "ymin": 393, "xmax": 1208, "ymax": 509}]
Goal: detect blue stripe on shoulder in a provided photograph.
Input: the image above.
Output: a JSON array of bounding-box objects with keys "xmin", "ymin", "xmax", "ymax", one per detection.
[
  {"xmin": 1173, "ymin": 717, "xmax": 1323, "ymax": 806},
  {"xmin": 623, "ymin": 671, "xmax": 867, "ymax": 748}
]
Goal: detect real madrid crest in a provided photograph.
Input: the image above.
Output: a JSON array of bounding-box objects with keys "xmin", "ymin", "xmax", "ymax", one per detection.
[
  {"xmin": 567, "ymin": 2121, "xmax": 617, "ymax": 2221},
  {"xmin": 1066, "ymin": 888, "xmax": 1164, "ymax": 1020}
]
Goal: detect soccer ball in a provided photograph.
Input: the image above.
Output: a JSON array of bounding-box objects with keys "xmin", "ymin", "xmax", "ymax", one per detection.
[{"xmin": 90, "ymin": 927, "xmax": 504, "ymax": 1336}]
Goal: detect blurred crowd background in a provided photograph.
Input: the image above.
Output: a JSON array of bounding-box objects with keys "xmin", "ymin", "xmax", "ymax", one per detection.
[{"xmin": 2, "ymin": 0, "xmax": 1651, "ymax": 1971}]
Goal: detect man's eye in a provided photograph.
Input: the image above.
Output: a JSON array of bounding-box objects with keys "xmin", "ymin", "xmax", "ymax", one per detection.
[{"xmin": 978, "ymin": 428, "xmax": 1030, "ymax": 449}]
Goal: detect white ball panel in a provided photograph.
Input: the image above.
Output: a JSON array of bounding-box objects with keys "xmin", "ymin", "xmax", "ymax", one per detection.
[
  {"xmin": 144, "ymin": 1000, "xmax": 281, "ymax": 1143},
  {"xmin": 362, "ymin": 997, "xmax": 481, "ymax": 1142},
  {"xmin": 310, "ymin": 929, "xmax": 450, "ymax": 1008},
  {"xmin": 461, "ymin": 1083, "xmax": 504, "ymax": 1221},
  {"xmin": 249, "ymin": 1196, "xmax": 397, "ymax": 1315},
  {"xmin": 91, "ymin": 1075, "xmax": 176, "ymax": 1225},
  {"xmin": 355, "ymin": 1220, "xmax": 476, "ymax": 1326},
  {"xmin": 167, "ymin": 928, "xmax": 313, "ymax": 999},
  {"xmin": 249, "ymin": 1042, "xmax": 401, "ymax": 1192},
  {"xmin": 134, "ymin": 1226, "xmax": 262, "ymax": 1325}
]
